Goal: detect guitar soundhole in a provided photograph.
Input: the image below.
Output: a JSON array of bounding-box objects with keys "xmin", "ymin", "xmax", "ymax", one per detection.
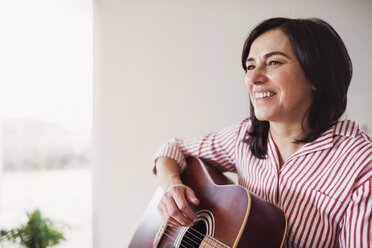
[{"xmin": 180, "ymin": 221, "xmax": 206, "ymax": 248}]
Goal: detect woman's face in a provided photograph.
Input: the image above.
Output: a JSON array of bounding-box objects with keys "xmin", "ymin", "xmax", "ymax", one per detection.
[{"xmin": 245, "ymin": 29, "xmax": 314, "ymax": 124}]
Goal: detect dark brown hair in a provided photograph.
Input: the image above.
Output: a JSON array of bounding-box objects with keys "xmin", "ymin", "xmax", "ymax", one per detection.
[{"xmin": 242, "ymin": 18, "xmax": 352, "ymax": 159}]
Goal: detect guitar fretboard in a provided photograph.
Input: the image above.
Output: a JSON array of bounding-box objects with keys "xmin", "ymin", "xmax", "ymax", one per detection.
[{"xmin": 200, "ymin": 234, "xmax": 230, "ymax": 248}]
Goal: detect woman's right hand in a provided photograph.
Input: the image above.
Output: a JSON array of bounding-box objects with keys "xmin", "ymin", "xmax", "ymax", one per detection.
[{"xmin": 157, "ymin": 183, "xmax": 200, "ymax": 227}]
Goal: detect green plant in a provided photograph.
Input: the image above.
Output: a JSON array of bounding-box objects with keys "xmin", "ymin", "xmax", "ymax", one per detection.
[{"xmin": 0, "ymin": 209, "xmax": 65, "ymax": 248}]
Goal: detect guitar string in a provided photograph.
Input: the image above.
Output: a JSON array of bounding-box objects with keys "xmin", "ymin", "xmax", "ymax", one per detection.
[
  {"xmin": 181, "ymin": 227, "xmax": 227, "ymax": 248},
  {"xmin": 167, "ymin": 224, "xmax": 207, "ymax": 243},
  {"xmin": 166, "ymin": 226, "xmax": 227, "ymax": 248},
  {"xmin": 165, "ymin": 227, "xmax": 201, "ymax": 248},
  {"xmin": 164, "ymin": 228, "xmax": 191, "ymax": 246},
  {"xmin": 186, "ymin": 224, "xmax": 229, "ymax": 248},
  {"xmin": 166, "ymin": 225, "xmax": 204, "ymax": 243},
  {"xmin": 163, "ymin": 230, "xmax": 197, "ymax": 248},
  {"xmin": 187, "ymin": 227, "xmax": 206, "ymax": 241},
  {"xmin": 163, "ymin": 223, "xmax": 232, "ymax": 248},
  {"xmin": 162, "ymin": 232, "xmax": 188, "ymax": 248},
  {"xmin": 161, "ymin": 224, "xmax": 225, "ymax": 248},
  {"xmin": 166, "ymin": 225, "xmax": 226, "ymax": 248}
]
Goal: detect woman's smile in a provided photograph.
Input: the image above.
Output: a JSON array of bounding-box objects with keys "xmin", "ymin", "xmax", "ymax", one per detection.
[
  {"xmin": 245, "ymin": 29, "xmax": 314, "ymax": 124},
  {"xmin": 253, "ymin": 90, "xmax": 277, "ymax": 99}
]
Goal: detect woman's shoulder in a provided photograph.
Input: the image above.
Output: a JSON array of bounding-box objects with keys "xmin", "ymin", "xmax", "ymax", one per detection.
[
  {"xmin": 239, "ymin": 116, "xmax": 252, "ymax": 129},
  {"xmin": 331, "ymin": 120, "xmax": 372, "ymax": 165},
  {"xmin": 332, "ymin": 120, "xmax": 372, "ymax": 186},
  {"xmin": 333, "ymin": 119, "xmax": 372, "ymax": 144},
  {"xmin": 233, "ymin": 117, "xmax": 252, "ymax": 139}
]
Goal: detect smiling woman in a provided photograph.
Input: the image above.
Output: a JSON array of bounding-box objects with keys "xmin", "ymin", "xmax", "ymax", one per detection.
[
  {"xmin": 152, "ymin": 17, "xmax": 371, "ymax": 248},
  {"xmin": 242, "ymin": 18, "xmax": 353, "ymax": 161}
]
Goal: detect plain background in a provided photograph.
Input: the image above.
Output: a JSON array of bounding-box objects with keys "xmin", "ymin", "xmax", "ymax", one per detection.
[{"xmin": 93, "ymin": 0, "xmax": 372, "ymax": 247}]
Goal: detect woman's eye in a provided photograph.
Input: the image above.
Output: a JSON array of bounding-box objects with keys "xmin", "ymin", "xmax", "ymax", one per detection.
[
  {"xmin": 268, "ymin": 61, "xmax": 282, "ymax": 66},
  {"xmin": 246, "ymin": 65, "xmax": 255, "ymax": 70}
]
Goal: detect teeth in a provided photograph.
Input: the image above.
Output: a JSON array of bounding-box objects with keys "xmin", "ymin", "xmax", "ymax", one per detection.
[{"xmin": 255, "ymin": 92, "xmax": 275, "ymax": 99}]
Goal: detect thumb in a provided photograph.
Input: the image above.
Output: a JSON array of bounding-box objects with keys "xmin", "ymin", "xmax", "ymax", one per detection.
[{"xmin": 185, "ymin": 187, "xmax": 200, "ymax": 205}]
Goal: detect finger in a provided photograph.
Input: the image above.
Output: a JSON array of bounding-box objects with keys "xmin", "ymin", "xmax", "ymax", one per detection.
[
  {"xmin": 167, "ymin": 219, "xmax": 180, "ymax": 227},
  {"xmin": 158, "ymin": 201, "xmax": 182, "ymax": 227},
  {"xmin": 185, "ymin": 187, "xmax": 200, "ymax": 206},
  {"xmin": 172, "ymin": 190, "xmax": 198, "ymax": 223},
  {"xmin": 164, "ymin": 195, "xmax": 193, "ymax": 226},
  {"xmin": 157, "ymin": 202, "xmax": 167, "ymax": 221}
]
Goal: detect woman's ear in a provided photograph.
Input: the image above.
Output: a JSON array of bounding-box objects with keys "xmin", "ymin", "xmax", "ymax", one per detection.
[{"xmin": 311, "ymin": 85, "xmax": 317, "ymax": 91}]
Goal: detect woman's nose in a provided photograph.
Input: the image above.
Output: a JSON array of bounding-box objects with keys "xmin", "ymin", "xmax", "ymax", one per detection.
[{"xmin": 245, "ymin": 66, "xmax": 267, "ymax": 86}]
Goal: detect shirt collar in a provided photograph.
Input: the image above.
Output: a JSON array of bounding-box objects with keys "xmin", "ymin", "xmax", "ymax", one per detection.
[
  {"xmin": 333, "ymin": 119, "xmax": 361, "ymax": 138},
  {"xmin": 289, "ymin": 120, "xmax": 361, "ymax": 158},
  {"xmin": 266, "ymin": 124, "xmax": 335, "ymax": 168},
  {"xmin": 290, "ymin": 127, "xmax": 334, "ymax": 158}
]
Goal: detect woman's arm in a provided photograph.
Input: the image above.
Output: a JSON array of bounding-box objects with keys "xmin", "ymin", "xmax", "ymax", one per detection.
[
  {"xmin": 155, "ymin": 156, "xmax": 199, "ymax": 227},
  {"xmin": 155, "ymin": 156, "xmax": 183, "ymax": 190},
  {"xmin": 153, "ymin": 120, "xmax": 247, "ymax": 174},
  {"xmin": 153, "ymin": 119, "xmax": 249, "ymax": 227}
]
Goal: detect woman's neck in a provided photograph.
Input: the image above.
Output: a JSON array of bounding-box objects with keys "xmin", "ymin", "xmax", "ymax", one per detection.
[{"xmin": 269, "ymin": 121, "xmax": 309, "ymax": 166}]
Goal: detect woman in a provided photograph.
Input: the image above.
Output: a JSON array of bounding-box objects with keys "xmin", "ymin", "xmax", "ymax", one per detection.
[{"xmin": 153, "ymin": 18, "xmax": 371, "ymax": 248}]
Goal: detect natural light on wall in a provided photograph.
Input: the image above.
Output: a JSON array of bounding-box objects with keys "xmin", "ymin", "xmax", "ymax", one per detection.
[{"xmin": 0, "ymin": 0, "xmax": 92, "ymax": 247}]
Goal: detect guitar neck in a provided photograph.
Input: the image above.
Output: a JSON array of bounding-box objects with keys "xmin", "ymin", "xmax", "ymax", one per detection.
[{"xmin": 201, "ymin": 235, "xmax": 230, "ymax": 248}]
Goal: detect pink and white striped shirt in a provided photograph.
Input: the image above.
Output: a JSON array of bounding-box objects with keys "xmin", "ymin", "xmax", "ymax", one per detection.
[{"xmin": 154, "ymin": 118, "xmax": 372, "ymax": 248}]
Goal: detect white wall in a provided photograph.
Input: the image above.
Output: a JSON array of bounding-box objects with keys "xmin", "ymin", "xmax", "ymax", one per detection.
[
  {"xmin": 93, "ymin": 0, "xmax": 372, "ymax": 247},
  {"xmin": 0, "ymin": 0, "xmax": 5, "ymax": 235},
  {"xmin": 0, "ymin": 124, "xmax": 2, "ymax": 247}
]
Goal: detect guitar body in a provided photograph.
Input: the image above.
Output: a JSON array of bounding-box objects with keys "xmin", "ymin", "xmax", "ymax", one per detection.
[{"xmin": 129, "ymin": 157, "xmax": 287, "ymax": 248}]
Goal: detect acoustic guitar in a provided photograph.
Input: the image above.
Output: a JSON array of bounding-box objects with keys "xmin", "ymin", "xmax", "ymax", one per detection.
[{"xmin": 129, "ymin": 157, "xmax": 287, "ymax": 248}]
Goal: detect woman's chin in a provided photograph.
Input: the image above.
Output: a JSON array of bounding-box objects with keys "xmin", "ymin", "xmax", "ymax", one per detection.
[{"xmin": 254, "ymin": 113, "xmax": 271, "ymax": 122}]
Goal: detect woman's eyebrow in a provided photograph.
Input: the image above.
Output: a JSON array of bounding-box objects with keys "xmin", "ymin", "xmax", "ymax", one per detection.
[{"xmin": 246, "ymin": 51, "xmax": 291, "ymax": 62}]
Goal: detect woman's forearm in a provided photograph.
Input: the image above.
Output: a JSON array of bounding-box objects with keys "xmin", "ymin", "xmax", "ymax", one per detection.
[{"xmin": 155, "ymin": 156, "xmax": 183, "ymax": 191}]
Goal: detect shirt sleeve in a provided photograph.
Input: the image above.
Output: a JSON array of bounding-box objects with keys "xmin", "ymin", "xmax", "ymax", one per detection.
[
  {"xmin": 152, "ymin": 120, "xmax": 247, "ymax": 174},
  {"xmin": 338, "ymin": 170, "xmax": 372, "ymax": 248}
]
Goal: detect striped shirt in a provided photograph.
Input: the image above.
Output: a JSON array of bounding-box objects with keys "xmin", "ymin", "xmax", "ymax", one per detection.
[{"xmin": 154, "ymin": 118, "xmax": 372, "ymax": 248}]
